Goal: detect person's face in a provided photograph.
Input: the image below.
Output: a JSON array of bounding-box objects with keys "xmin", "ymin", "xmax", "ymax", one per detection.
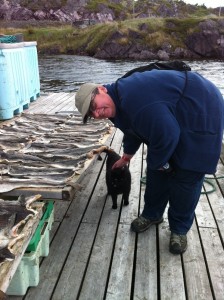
[{"xmin": 89, "ymin": 86, "xmax": 116, "ymax": 119}]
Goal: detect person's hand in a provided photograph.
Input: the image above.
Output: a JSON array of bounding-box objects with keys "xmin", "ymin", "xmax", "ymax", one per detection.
[
  {"xmin": 112, "ymin": 154, "xmax": 133, "ymax": 169},
  {"xmin": 112, "ymin": 158, "xmax": 128, "ymax": 169}
]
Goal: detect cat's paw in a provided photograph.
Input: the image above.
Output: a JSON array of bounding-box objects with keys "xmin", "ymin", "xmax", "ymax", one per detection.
[
  {"xmin": 124, "ymin": 201, "xmax": 129, "ymax": 206},
  {"xmin": 112, "ymin": 204, "xmax": 117, "ymax": 209}
]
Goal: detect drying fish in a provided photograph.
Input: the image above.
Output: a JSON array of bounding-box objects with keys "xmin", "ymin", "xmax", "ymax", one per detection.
[
  {"xmin": 0, "ymin": 194, "xmax": 41, "ymax": 265},
  {"xmin": 22, "ymin": 113, "xmax": 72, "ymax": 123},
  {"xmin": 56, "ymin": 126, "xmax": 109, "ymax": 135},
  {"xmin": 15, "ymin": 120, "xmax": 60, "ymax": 131},
  {"xmin": 0, "ymin": 179, "xmax": 65, "ymax": 193},
  {"xmin": 8, "ymin": 165, "xmax": 73, "ymax": 176},
  {"xmin": 20, "ymin": 137, "xmax": 99, "ymax": 153},
  {"xmin": 8, "ymin": 173, "xmax": 73, "ymax": 182},
  {"xmin": 0, "ymin": 164, "xmax": 9, "ymax": 175},
  {"xmin": 0, "ymin": 194, "xmax": 42, "ymax": 224},
  {"xmin": 0, "ymin": 136, "xmax": 30, "ymax": 143},
  {"xmin": 43, "ymin": 133, "xmax": 103, "ymax": 140},
  {"xmin": 20, "ymin": 141, "xmax": 98, "ymax": 154},
  {"xmin": 0, "ymin": 289, "xmax": 8, "ymax": 300},
  {"xmin": 0, "ymin": 112, "xmax": 111, "ymax": 195},
  {"xmin": 0, "ymin": 126, "xmax": 42, "ymax": 136},
  {"xmin": 0, "ymin": 151, "xmax": 49, "ymax": 164},
  {"xmin": 20, "ymin": 144, "xmax": 99, "ymax": 156},
  {"xmin": 25, "ymin": 146, "xmax": 99, "ymax": 160},
  {"xmin": 0, "ymin": 141, "xmax": 26, "ymax": 151},
  {"xmin": 0, "ymin": 213, "xmax": 25, "ymax": 262}
]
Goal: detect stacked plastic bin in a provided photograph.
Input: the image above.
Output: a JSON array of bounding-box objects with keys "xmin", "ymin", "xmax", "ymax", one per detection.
[
  {"xmin": 0, "ymin": 40, "xmax": 40, "ymax": 120},
  {"xmin": 7, "ymin": 201, "xmax": 54, "ymax": 296},
  {"xmin": 23, "ymin": 42, "xmax": 40, "ymax": 102}
]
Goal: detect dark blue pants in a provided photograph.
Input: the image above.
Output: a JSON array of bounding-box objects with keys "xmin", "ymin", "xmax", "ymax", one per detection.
[{"xmin": 141, "ymin": 165, "xmax": 205, "ymax": 235}]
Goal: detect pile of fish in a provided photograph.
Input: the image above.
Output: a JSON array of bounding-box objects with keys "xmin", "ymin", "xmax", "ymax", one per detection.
[
  {"xmin": 0, "ymin": 113, "xmax": 112, "ymax": 193},
  {"xmin": 0, "ymin": 194, "xmax": 42, "ymax": 266}
]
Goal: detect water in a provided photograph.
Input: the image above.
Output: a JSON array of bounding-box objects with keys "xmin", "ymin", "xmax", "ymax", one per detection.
[{"xmin": 38, "ymin": 55, "xmax": 224, "ymax": 94}]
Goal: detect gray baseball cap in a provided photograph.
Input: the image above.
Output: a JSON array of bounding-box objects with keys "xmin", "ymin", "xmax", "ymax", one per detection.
[{"xmin": 75, "ymin": 83, "xmax": 99, "ymax": 123}]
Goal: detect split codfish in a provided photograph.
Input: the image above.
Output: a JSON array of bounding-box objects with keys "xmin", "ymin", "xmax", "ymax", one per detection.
[
  {"xmin": 0, "ymin": 290, "xmax": 8, "ymax": 300},
  {"xmin": 0, "ymin": 177, "xmax": 66, "ymax": 193},
  {"xmin": 0, "ymin": 194, "xmax": 42, "ymax": 265}
]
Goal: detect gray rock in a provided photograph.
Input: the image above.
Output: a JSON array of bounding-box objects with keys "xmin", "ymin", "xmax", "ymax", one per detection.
[
  {"xmin": 185, "ymin": 19, "xmax": 224, "ymax": 58},
  {"xmin": 157, "ymin": 50, "xmax": 170, "ymax": 60}
]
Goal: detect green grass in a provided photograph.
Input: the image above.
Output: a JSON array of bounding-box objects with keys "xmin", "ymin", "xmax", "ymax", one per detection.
[{"xmin": 0, "ymin": 16, "xmax": 223, "ymax": 55}]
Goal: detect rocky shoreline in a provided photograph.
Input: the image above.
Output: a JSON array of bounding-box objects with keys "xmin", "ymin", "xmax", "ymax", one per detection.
[
  {"xmin": 41, "ymin": 18, "xmax": 224, "ymax": 61},
  {"xmin": 1, "ymin": 1, "xmax": 224, "ymax": 60}
]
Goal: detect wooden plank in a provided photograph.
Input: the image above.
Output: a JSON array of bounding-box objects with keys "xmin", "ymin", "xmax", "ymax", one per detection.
[
  {"xmin": 134, "ymin": 147, "xmax": 157, "ymax": 300},
  {"xmin": 53, "ymin": 201, "xmax": 71, "ymax": 222},
  {"xmin": 0, "ymin": 203, "xmax": 44, "ymax": 293},
  {"xmin": 77, "ymin": 197, "xmax": 122, "ymax": 300},
  {"xmin": 134, "ymin": 226, "xmax": 158, "ymax": 300},
  {"xmin": 25, "ymin": 93, "xmax": 56, "ymax": 113},
  {"xmin": 36, "ymin": 93, "xmax": 69, "ymax": 113},
  {"xmin": 195, "ymin": 189, "xmax": 217, "ymax": 228},
  {"xmin": 199, "ymin": 228, "xmax": 224, "ymax": 299},
  {"xmin": 56, "ymin": 97, "xmax": 76, "ymax": 113},
  {"xmin": 182, "ymin": 222, "xmax": 213, "ymax": 300},
  {"xmin": 51, "ymin": 128, "xmax": 124, "ymax": 299},
  {"xmin": 51, "ymin": 222, "xmax": 98, "ymax": 300},
  {"xmin": 51, "ymin": 93, "xmax": 76, "ymax": 114},
  {"xmin": 0, "ymin": 186, "xmax": 75, "ymax": 201},
  {"xmin": 203, "ymin": 171, "xmax": 224, "ymax": 242},
  {"xmin": 105, "ymin": 146, "xmax": 143, "ymax": 299},
  {"xmin": 159, "ymin": 217, "xmax": 186, "ymax": 300},
  {"xmin": 25, "ymin": 92, "xmax": 65, "ymax": 114},
  {"xmin": 33, "ymin": 93, "xmax": 68, "ymax": 114},
  {"xmin": 220, "ymin": 143, "xmax": 224, "ymax": 160},
  {"xmin": 105, "ymin": 224, "xmax": 136, "ymax": 300}
]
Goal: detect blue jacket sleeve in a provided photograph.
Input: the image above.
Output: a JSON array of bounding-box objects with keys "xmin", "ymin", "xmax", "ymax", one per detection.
[{"xmin": 122, "ymin": 131, "xmax": 142, "ymax": 155}]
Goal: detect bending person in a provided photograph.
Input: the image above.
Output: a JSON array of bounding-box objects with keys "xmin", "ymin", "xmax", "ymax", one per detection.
[{"xmin": 75, "ymin": 69, "xmax": 224, "ymax": 254}]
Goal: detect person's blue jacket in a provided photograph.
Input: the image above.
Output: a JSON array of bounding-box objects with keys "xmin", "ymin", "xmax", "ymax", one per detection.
[{"xmin": 105, "ymin": 70, "xmax": 224, "ymax": 174}]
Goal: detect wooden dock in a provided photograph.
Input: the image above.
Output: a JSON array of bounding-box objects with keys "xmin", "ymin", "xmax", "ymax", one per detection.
[{"xmin": 5, "ymin": 93, "xmax": 224, "ymax": 299}]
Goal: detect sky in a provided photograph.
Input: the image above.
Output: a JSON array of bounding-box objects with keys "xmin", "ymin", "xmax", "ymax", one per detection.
[{"xmin": 183, "ymin": 0, "xmax": 223, "ymax": 8}]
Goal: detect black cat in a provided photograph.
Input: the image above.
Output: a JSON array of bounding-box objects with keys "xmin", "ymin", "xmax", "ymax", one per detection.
[{"xmin": 103, "ymin": 148, "xmax": 131, "ymax": 209}]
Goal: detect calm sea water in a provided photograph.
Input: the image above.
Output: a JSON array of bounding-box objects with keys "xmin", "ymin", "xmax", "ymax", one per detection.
[{"xmin": 38, "ymin": 55, "xmax": 224, "ymax": 95}]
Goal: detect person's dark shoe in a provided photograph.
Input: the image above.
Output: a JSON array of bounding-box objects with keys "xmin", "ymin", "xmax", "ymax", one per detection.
[
  {"xmin": 169, "ymin": 232, "xmax": 187, "ymax": 254},
  {"xmin": 131, "ymin": 215, "xmax": 163, "ymax": 233}
]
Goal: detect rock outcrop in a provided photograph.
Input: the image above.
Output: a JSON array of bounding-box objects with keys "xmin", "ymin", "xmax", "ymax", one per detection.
[
  {"xmin": 94, "ymin": 19, "xmax": 224, "ymax": 60},
  {"xmin": 186, "ymin": 19, "xmax": 224, "ymax": 58},
  {"xmin": 0, "ymin": 1, "xmax": 224, "ymax": 59}
]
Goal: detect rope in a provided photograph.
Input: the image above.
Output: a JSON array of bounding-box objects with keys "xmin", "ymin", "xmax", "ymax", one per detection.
[
  {"xmin": 140, "ymin": 176, "xmax": 147, "ymax": 184},
  {"xmin": 140, "ymin": 175, "xmax": 224, "ymax": 195}
]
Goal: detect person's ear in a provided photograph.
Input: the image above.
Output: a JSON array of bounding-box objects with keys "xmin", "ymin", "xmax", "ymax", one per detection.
[{"xmin": 98, "ymin": 86, "xmax": 107, "ymax": 94}]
